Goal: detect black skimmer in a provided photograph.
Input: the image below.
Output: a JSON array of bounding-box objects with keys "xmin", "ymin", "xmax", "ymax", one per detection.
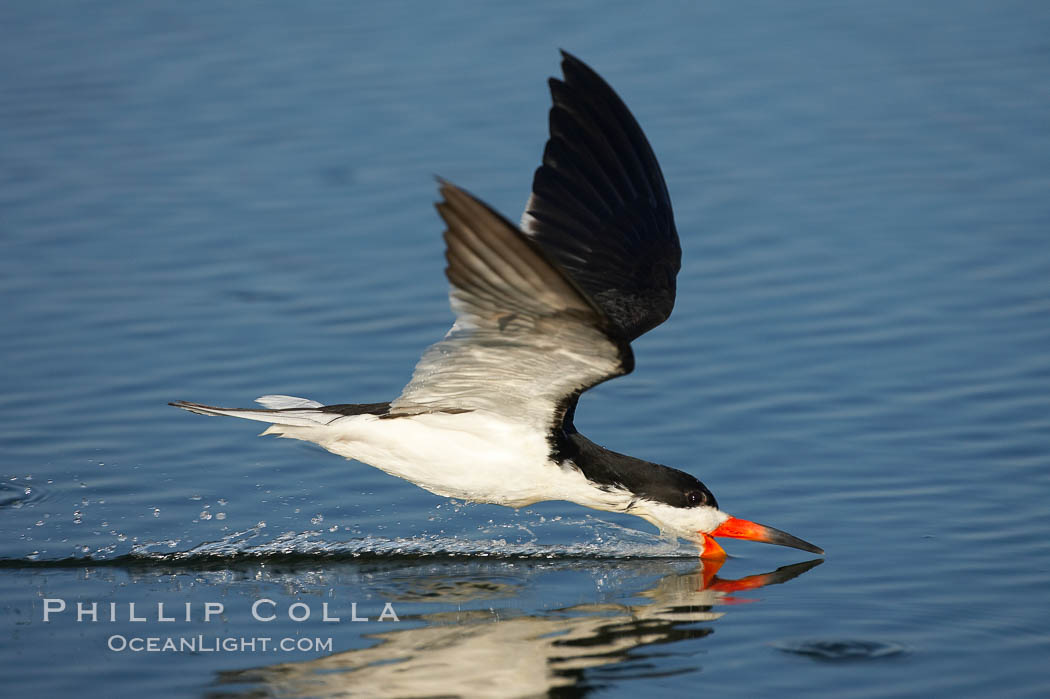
[{"xmin": 172, "ymin": 51, "xmax": 823, "ymax": 560}]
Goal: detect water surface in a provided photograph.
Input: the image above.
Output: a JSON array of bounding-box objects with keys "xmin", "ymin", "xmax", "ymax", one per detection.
[{"xmin": 2, "ymin": 2, "xmax": 1048, "ymax": 697}]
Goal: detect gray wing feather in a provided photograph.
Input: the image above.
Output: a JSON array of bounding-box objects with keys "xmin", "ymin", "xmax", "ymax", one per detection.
[{"xmin": 392, "ymin": 182, "xmax": 631, "ymax": 429}]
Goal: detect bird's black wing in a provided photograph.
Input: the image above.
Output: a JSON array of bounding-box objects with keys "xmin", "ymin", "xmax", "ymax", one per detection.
[{"xmin": 521, "ymin": 50, "xmax": 681, "ymax": 342}]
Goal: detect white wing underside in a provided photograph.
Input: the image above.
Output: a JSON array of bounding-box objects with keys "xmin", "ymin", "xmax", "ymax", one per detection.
[
  {"xmin": 255, "ymin": 395, "xmax": 324, "ymax": 410},
  {"xmin": 391, "ymin": 183, "xmax": 627, "ymax": 431}
]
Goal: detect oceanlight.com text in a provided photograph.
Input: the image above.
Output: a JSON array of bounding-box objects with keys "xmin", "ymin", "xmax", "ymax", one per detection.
[{"xmin": 107, "ymin": 634, "xmax": 333, "ymax": 653}]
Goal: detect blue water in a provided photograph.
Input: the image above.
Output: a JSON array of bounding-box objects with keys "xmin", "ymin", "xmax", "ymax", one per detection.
[{"xmin": 2, "ymin": 2, "xmax": 1049, "ymax": 696}]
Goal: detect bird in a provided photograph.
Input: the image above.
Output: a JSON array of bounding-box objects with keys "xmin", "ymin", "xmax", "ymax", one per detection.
[{"xmin": 171, "ymin": 51, "xmax": 822, "ymax": 560}]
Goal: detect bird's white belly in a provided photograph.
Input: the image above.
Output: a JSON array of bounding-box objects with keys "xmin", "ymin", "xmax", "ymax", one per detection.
[{"xmin": 276, "ymin": 411, "xmax": 578, "ymax": 507}]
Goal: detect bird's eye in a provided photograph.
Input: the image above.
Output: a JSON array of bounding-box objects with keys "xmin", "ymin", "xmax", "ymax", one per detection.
[{"xmin": 686, "ymin": 490, "xmax": 705, "ymax": 507}]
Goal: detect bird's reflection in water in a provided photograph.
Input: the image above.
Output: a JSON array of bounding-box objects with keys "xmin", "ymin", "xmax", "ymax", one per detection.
[{"xmin": 215, "ymin": 558, "xmax": 821, "ymax": 698}]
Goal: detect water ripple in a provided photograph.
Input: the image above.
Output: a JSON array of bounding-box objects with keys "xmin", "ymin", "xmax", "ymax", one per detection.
[
  {"xmin": 774, "ymin": 639, "xmax": 909, "ymax": 662},
  {"xmin": 0, "ymin": 478, "xmax": 53, "ymax": 509}
]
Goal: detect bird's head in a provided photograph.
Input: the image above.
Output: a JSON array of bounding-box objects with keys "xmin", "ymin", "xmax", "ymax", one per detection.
[
  {"xmin": 625, "ymin": 472, "xmax": 824, "ymax": 560},
  {"xmin": 565, "ymin": 437, "xmax": 823, "ymax": 559}
]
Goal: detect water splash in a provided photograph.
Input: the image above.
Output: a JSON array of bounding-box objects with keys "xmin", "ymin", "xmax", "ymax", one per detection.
[{"xmin": 110, "ymin": 517, "xmax": 694, "ymax": 563}]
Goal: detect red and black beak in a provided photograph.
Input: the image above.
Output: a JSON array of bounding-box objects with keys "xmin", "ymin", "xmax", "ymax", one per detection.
[{"xmin": 700, "ymin": 516, "xmax": 824, "ymax": 560}]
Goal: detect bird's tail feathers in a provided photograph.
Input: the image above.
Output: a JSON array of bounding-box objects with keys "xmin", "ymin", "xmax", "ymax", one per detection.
[{"xmin": 169, "ymin": 396, "xmax": 341, "ymax": 427}]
